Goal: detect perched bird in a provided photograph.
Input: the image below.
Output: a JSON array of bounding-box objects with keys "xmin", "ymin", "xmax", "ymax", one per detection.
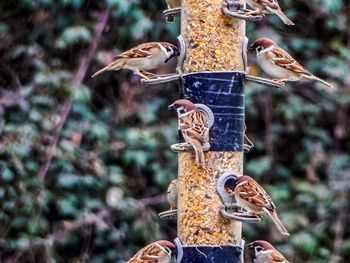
[
  {"xmin": 226, "ymin": 175, "xmax": 290, "ymax": 236},
  {"xmin": 127, "ymin": 240, "xmax": 175, "ymax": 263},
  {"xmin": 250, "ymin": 38, "xmax": 334, "ymax": 89},
  {"xmin": 246, "ymin": 0, "xmax": 294, "ymax": 26},
  {"xmin": 248, "ymin": 240, "xmax": 289, "ymax": 263},
  {"xmin": 167, "ymin": 179, "xmax": 178, "ymax": 210},
  {"xmin": 92, "ymin": 42, "xmax": 180, "ymax": 79},
  {"xmin": 168, "ymin": 99, "xmax": 210, "ymax": 166}
]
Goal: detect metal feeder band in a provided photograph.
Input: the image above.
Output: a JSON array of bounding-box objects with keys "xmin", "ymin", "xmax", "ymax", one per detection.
[
  {"xmin": 178, "ymin": 246, "xmax": 242, "ymax": 263},
  {"xmin": 180, "ymin": 72, "xmax": 245, "ymax": 152}
]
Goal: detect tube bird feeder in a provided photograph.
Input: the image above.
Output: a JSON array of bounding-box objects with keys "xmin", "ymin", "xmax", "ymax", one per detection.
[{"xmin": 174, "ymin": 0, "xmax": 247, "ymax": 262}]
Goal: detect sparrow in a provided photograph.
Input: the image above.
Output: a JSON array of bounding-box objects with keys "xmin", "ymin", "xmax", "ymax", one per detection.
[
  {"xmin": 127, "ymin": 240, "xmax": 175, "ymax": 263},
  {"xmin": 167, "ymin": 179, "xmax": 178, "ymax": 210},
  {"xmin": 246, "ymin": 0, "xmax": 294, "ymax": 26},
  {"xmin": 250, "ymin": 38, "xmax": 334, "ymax": 89},
  {"xmin": 92, "ymin": 42, "xmax": 180, "ymax": 79},
  {"xmin": 248, "ymin": 240, "xmax": 289, "ymax": 263},
  {"xmin": 168, "ymin": 99, "xmax": 210, "ymax": 166},
  {"xmin": 226, "ymin": 175, "xmax": 290, "ymax": 236}
]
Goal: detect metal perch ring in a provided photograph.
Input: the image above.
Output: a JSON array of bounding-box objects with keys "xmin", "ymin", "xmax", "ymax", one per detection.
[
  {"xmin": 170, "ymin": 142, "xmax": 211, "ymax": 153},
  {"xmin": 159, "ymin": 209, "xmax": 177, "ymax": 219},
  {"xmin": 219, "ymin": 204, "xmax": 262, "ymax": 223}
]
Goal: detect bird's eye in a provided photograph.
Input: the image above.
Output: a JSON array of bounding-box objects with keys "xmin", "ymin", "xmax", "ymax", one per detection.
[{"xmin": 256, "ymin": 46, "xmax": 262, "ymax": 52}]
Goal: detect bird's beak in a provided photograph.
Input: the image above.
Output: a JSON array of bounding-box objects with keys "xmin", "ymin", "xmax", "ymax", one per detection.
[
  {"xmin": 174, "ymin": 48, "xmax": 180, "ymax": 57},
  {"xmin": 168, "ymin": 104, "xmax": 176, "ymax": 110}
]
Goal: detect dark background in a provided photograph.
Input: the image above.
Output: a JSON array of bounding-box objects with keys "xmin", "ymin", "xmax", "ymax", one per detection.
[{"xmin": 0, "ymin": 0, "xmax": 349, "ymax": 262}]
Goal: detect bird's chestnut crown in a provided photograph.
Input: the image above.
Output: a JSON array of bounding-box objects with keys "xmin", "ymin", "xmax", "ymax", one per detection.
[
  {"xmin": 249, "ymin": 38, "xmax": 276, "ymax": 52},
  {"xmin": 248, "ymin": 240, "xmax": 275, "ymax": 252},
  {"xmin": 168, "ymin": 99, "xmax": 196, "ymax": 113}
]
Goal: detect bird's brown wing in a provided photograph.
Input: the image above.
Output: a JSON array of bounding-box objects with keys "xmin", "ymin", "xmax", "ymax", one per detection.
[
  {"xmin": 269, "ymin": 250, "xmax": 289, "ymax": 263},
  {"xmin": 127, "ymin": 242, "xmax": 166, "ymax": 263},
  {"xmin": 236, "ymin": 178, "xmax": 276, "ymax": 210},
  {"xmin": 269, "ymin": 46, "xmax": 310, "ymax": 75},
  {"xmin": 179, "ymin": 111, "xmax": 209, "ymax": 145},
  {"xmin": 116, "ymin": 42, "xmax": 159, "ymax": 59}
]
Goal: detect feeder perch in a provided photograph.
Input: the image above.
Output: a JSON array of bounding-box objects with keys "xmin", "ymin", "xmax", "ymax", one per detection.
[
  {"xmin": 163, "ymin": 7, "xmax": 181, "ymax": 22},
  {"xmin": 159, "ymin": 209, "xmax": 178, "ymax": 219},
  {"xmin": 245, "ymin": 75, "xmax": 285, "ymax": 88},
  {"xmin": 216, "ymin": 172, "xmax": 261, "ymax": 223},
  {"xmin": 222, "ymin": 0, "xmax": 263, "ymax": 21}
]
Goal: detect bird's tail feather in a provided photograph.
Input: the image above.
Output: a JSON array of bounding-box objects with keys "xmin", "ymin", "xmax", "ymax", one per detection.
[
  {"xmin": 265, "ymin": 209, "xmax": 290, "ymax": 236},
  {"xmin": 194, "ymin": 146, "xmax": 205, "ymax": 166},
  {"xmin": 275, "ymin": 11, "xmax": 295, "ymax": 26},
  {"xmin": 91, "ymin": 61, "xmax": 122, "ymax": 78},
  {"xmin": 304, "ymin": 74, "xmax": 334, "ymax": 90}
]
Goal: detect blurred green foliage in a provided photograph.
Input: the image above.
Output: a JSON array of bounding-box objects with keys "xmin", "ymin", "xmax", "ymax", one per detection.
[{"xmin": 0, "ymin": 0, "xmax": 349, "ymax": 262}]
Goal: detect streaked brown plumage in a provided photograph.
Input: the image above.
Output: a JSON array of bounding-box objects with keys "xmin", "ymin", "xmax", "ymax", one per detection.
[
  {"xmin": 127, "ymin": 240, "xmax": 175, "ymax": 263},
  {"xmin": 248, "ymin": 240, "xmax": 289, "ymax": 263},
  {"xmin": 246, "ymin": 0, "xmax": 294, "ymax": 26},
  {"xmin": 250, "ymin": 38, "xmax": 334, "ymax": 89},
  {"xmin": 167, "ymin": 179, "xmax": 178, "ymax": 210},
  {"xmin": 228, "ymin": 175, "xmax": 290, "ymax": 236},
  {"xmin": 169, "ymin": 99, "xmax": 210, "ymax": 166},
  {"xmin": 92, "ymin": 42, "xmax": 179, "ymax": 79}
]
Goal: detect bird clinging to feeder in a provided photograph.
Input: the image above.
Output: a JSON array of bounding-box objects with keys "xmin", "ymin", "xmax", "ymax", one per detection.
[
  {"xmin": 248, "ymin": 240, "xmax": 290, "ymax": 263},
  {"xmin": 92, "ymin": 42, "xmax": 180, "ymax": 79},
  {"xmin": 167, "ymin": 179, "xmax": 178, "ymax": 210},
  {"xmin": 225, "ymin": 175, "xmax": 290, "ymax": 236},
  {"xmin": 168, "ymin": 99, "xmax": 210, "ymax": 167},
  {"xmin": 246, "ymin": 0, "xmax": 294, "ymax": 26},
  {"xmin": 250, "ymin": 38, "xmax": 334, "ymax": 89},
  {"xmin": 126, "ymin": 240, "xmax": 175, "ymax": 263}
]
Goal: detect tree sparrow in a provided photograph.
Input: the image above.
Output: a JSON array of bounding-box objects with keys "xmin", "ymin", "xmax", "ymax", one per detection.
[
  {"xmin": 168, "ymin": 99, "xmax": 210, "ymax": 167},
  {"xmin": 167, "ymin": 179, "xmax": 178, "ymax": 210},
  {"xmin": 92, "ymin": 42, "xmax": 180, "ymax": 79},
  {"xmin": 246, "ymin": 0, "xmax": 294, "ymax": 26},
  {"xmin": 248, "ymin": 240, "xmax": 289, "ymax": 263},
  {"xmin": 250, "ymin": 38, "xmax": 334, "ymax": 89},
  {"xmin": 226, "ymin": 175, "xmax": 290, "ymax": 236},
  {"xmin": 127, "ymin": 240, "xmax": 175, "ymax": 263}
]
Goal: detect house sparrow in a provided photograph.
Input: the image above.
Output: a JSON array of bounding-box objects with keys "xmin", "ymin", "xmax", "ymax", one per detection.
[
  {"xmin": 92, "ymin": 42, "xmax": 180, "ymax": 79},
  {"xmin": 127, "ymin": 240, "xmax": 175, "ymax": 263},
  {"xmin": 248, "ymin": 240, "xmax": 289, "ymax": 263},
  {"xmin": 246, "ymin": 0, "xmax": 294, "ymax": 26},
  {"xmin": 226, "ymin": 175, "xmax": 290, "ymax": 236},
  {"xmin": 250, "ymin": 38, "xmax": 334, "ymax": 89},
  {"xmin": 168, "ymin": 99, "xmax": 210, "ymax": 166},
  {"xmin": 167, "ymin": 179, "xmax": 178, "ymax": 210}
]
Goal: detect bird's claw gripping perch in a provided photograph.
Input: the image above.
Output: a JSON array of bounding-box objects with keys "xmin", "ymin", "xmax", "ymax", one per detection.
[
  {"xmin": 141, "ymin": 73, "xmax": 181, "ymax": 85},
  {"xmin": 245, "ymin": 75, "xmax": 285, "ymax": 88},
  {"xmin": 222, "ymin": 0, "xmax": 263, "ymax": 21},
  {"xmin": 219, "ymin": 204, "xmax": 262, "ymax": 223}
]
